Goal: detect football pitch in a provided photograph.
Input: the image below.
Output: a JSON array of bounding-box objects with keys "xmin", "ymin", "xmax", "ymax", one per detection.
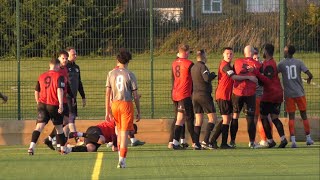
[
  {"xmin": 0, "ymin": 52, "xmax": 319, "ymax": 119},
  {"xmin": 0, "ymin": 143, "xmax": 319, "ymax": 180}
]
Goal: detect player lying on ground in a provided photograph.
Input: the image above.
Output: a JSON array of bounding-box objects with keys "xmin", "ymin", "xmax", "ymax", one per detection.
[{"xmin": 67, "ymin": 120, "xmax": 117, "ymax": 152}]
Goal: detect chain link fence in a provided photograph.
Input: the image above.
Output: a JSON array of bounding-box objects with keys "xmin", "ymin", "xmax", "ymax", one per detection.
[{"xmin": 0, "ymin": 0, "xmax": 319, "ymax": 120}]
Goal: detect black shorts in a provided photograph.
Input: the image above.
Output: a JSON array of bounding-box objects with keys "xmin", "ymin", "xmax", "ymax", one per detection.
[
  {"xmin": 84, "ymin": 126, "xmax": 102, "ymax": 151},
  {"xmin": 232, "ymin": 93, "xmax": 256, "ymax": 116},
  {"xmin": 192, "ymin": 93, "xmax": 216, "ymax": 114},
  {"xmin": 216, "ymin": 99, "xmax": 232, "ymax": 115},
  {"xmin": 68, "ymin": 98, "xmax": 78, "ymax": 116},
  {"xmin": 47, "ymin": 105, "xmax": 64, "ymax": 125},
  {"xmin": 37, "ymin": 103, "xmax": 50, "ymax": 124},
  {"xmin": 173, "ymin": 97, "xmax": 194, "ymax": 120},
  {"xmin": 62, "ymin": 103, "xmax": 69, "ymax": 117},
  {"xmin": 37, "ymin": 103, "xmax": 63, "ymax": 125},
  {"xmin": 260, "ymin": 102, "xmax": 281, "ymax": 116}
]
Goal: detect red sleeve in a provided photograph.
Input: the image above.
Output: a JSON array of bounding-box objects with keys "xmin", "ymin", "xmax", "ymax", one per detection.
[{"xmin": 255, "ymin": 69, "xmax": 273, "ymax": 84}]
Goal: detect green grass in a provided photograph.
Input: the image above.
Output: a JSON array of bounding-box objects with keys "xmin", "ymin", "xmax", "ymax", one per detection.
[
  {"xmin": 0, "ymin": 52, "xmax": 319, "ymax": 119},
  {"xmin": 0, "ymin": 143, "xmax": 319, "ymax": 179}
]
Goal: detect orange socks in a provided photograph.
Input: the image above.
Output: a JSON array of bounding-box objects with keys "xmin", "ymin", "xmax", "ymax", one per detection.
[
  {"xmin": 289, "ymin": 120, "xmax": 295, "ymax": 136},
  {"xmin": 120, "ymin": 148, "xmax": 128, "ymax": 158}
]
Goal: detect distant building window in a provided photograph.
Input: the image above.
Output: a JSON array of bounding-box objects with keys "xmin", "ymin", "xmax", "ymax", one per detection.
[
  {"xmin": 202, "ymin": 0, "xmax": 222, "ymax": 14},
  {"xmin": 247, "ymin": 0, "xmax": 279, "ymax": 13}
]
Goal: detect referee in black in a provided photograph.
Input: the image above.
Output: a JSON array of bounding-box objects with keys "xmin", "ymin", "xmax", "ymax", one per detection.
[{"xmin": 191, "ymin": 49, "xmax": 217, "ymax": 150}]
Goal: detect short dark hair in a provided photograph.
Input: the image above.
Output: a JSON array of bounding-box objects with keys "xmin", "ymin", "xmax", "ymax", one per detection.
[
  {"xmin": 253, "ymin": 47, "xmax": 259, "ymax": 54},
  {"xmin": 117, "ymin": 48, "xmax": 132, "ymax": 64},
  {"xmin": 223, "ymin": 47, "xmax": 233, "ymax": 52},
  {"xmin": 264, "ymin": 43, "xmax": 274, "ymax": 56},
  {"xmin": 59, "ymin": 50, "xmax": 69, "ymax": 57},
  {"xmin": 196, "ymin": 49, "xmax": 205, "ymax": 56},
  {"xmin": 50, "ymin": 58, "xmax": 60, "ymax": 65},
  {"xmin": 287, "ymin": 45, "xmax": 296, "ymax": 55},
  {"xmin": 196, "ymin": 49, "xmax": 206, "ymax": 60}
]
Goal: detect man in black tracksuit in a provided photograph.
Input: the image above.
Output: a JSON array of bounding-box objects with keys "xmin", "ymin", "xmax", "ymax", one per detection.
[
  {"xmin": 66, "ymin": 47, "xmax": 86, "ymax": 140},
  {"xmin": 190, "ymin": 49, "xmax": 217, "ymax": 150}
]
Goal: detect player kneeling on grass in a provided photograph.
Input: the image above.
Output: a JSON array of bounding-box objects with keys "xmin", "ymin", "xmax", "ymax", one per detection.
[{"xmin": 68, "ymin": 120, "xmax": 117, "ymax": 152}]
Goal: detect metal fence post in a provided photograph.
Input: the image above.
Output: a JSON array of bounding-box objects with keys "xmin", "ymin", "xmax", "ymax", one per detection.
[
  {"xmin": 280, "ymin": 0, "xmax": 287, "ymax": 58},
  {"xmin": 280, "ymin": 0, "xmax": 287, "ymax": 118},
  {"xmin": 149, "ymin": 0, "xmax": 154, "ymax": 118},
  {"xmin": 16, "ymin": 0, "xmax": 21, "ymax": 120}
]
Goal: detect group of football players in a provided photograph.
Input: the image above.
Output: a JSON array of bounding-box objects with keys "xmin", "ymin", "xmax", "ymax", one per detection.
[{"xmin": 169, "ymin": 44, "xmax": 314, "ymax": 150}]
